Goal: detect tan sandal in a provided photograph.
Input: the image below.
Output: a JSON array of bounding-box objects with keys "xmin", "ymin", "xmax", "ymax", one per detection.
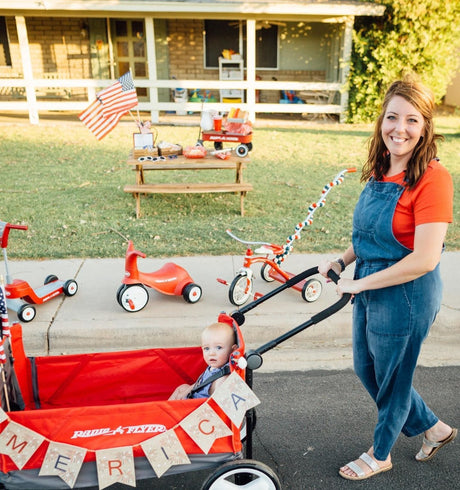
[
  {"xmin": 416, "ymin": 428, "xmax": 457, "ymax": 462},
  {"xmin": 339, "ymin": 452, "xmax": 393, "ymax": 481}
]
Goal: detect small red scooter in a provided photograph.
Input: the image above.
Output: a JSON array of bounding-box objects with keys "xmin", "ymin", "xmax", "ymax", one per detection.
[
  {"xmin": 0, "ymin": 221, "xmax": 78, "ymax": 322},
  {"xmin": 116, "ymin": 240, "xmax": 202, "ymax": 312}
]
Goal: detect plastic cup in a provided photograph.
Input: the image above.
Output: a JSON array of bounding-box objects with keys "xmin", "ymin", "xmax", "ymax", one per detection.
[{"xmin": 213, "ymin": 115, "xmax": 223, "ymax": 131}]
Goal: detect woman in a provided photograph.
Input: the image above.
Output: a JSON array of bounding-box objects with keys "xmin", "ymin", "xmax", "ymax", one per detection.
[{"xmin": 319, "ymin": 76, "xmax": 456, "ymax": 481}]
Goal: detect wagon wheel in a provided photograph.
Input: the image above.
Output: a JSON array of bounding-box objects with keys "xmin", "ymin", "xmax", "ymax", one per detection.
[
  {"xmin": 214, "ymin": 141, "xmax": 223, "ymax": 150},
  {"xmin": 202, "ymin": 459, "xmax": 281, "ymax": 489}
]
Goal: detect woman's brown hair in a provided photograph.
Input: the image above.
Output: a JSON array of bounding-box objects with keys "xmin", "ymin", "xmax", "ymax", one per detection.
[{"xmin": 362, "ymin": 75, "xmax": 444, "ymax": 189}]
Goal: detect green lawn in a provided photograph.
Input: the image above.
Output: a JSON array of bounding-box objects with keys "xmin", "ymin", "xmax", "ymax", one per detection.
[{"xmin": 0, "ymin": 114, "xmax": 458, "ymax": 259}]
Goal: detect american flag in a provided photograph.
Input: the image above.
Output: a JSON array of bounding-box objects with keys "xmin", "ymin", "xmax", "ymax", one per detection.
[
  {"xmin": 0, "ymin": 284, "xmax": 9, "ymax": 339},
  {"xmin": 99, "ymin": 71, "xmax": 138, "ymax": 117},
  {"xmin": 79, "ymin": 72, "xmax": 138, "ymax": 140},
  {"xmin": 0, "ymin": 285, "xmax": 8, "ymax": 364}
]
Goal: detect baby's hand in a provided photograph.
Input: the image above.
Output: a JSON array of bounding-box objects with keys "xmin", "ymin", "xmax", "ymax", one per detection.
[{"xmin": 168, "ymin": 384, "xmax": 192, "ymax": 400}]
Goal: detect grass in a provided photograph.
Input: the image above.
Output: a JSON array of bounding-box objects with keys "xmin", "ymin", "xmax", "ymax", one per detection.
[{"xmin": 0, "ymin": 114, "xmax": 459, "ymax": 260}]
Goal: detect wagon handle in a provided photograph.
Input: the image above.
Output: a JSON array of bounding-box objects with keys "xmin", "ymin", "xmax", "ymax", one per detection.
[{"xmin": 233, "ymin": 267, "xmax": 352, "ymax": 365}]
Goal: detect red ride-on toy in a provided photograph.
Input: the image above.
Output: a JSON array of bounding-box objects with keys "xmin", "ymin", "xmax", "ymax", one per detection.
[
  {"xmin": 0, "ymin": 221, "xmax": 78, "ymax": 322},
  {"xmin": 117, "ymin": 240, "xmax": 202, "ymax": 312}
]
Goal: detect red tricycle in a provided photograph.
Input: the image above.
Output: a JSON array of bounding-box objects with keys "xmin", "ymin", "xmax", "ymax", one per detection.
[
  {"xmin": 220, "ymin": 168, "xmax": 356, "ymax": 306},
  {"xmin": 116, "ymin": 240, "xmax": 202, "ymax": 312},
  {"xmin": 0, "ymin": 221, "xmax": 78, "ymax": 322}
]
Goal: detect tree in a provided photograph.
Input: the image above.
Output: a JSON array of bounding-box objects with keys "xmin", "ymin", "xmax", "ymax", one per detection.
[{"xmin": 347, "ymin": 0, "xmax": 460, "ymax": 122}]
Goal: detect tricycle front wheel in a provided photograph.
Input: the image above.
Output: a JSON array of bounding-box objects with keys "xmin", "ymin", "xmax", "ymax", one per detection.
[
  {"xmin": 229, "ymin": 274, "xmax": 253, "ymax": 306},
  {"xmin": 118, "ymin": 284, "xmax": 149, "ymax": 312}
]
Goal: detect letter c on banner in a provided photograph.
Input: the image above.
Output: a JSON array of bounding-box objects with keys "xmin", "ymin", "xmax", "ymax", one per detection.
[{"xmin": 198, "ymin": 419, "xmax": 215, "ymax": 435}]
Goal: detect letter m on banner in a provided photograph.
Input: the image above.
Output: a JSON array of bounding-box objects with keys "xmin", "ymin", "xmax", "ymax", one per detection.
[{"xmin": 0, "ymin": 421, "xmax": 45, "ymax": 469}]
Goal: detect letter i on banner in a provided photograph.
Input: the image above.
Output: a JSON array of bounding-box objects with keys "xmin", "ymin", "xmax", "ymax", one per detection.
[
  {"xmin": 39, "ymin": 441, "xmax": 86, "ymax": 488},
  {"xmin": 96, "ymin": 446, "xmax": 136, "ymax": 490},
  {"xmin": 0, "ymin": 421, "xmax": 45, "ymax": 470},
  {"xmin": 179, "ymin": 403, "xmax": 232, "ymax": 454},
  {"xmin": 141, "ymin": 429, "xmax": 190, "ymax": 478},
  {"xmin": 212, "ymin": 371, "xmax": 260, "ymax": 427}
]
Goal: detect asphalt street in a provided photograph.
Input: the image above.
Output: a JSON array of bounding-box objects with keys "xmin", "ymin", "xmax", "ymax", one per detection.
[{"xmin": 86, "ymin": 366, "xmax": 459, "ymax": 490}]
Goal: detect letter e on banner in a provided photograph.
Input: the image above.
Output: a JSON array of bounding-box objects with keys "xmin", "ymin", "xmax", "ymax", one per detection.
[
  {"xmin": 179, "ymin": 403, "xmax": 232, "ymax": 454},
  {"xmin": 96, "ymin": 446, "xmax": 136, "ymax": 490},
  {"xmin": 0, "ymin": 421, "xmax": 45, "ymax": 469},
  {"xmin": 212, "ymin": 372, "xmax": 260, "ymax": 427},
  {"xmin": 141, "ymin": 429, "xmax": 190, "ymax": 478},
  {"xmin": 39, "ymin": 441, "xmax": 86, "ymax": 488}
]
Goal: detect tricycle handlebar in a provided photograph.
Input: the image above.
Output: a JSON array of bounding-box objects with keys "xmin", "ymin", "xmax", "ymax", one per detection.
[{"xmin": 0, "ymin": 221, "xmax": 28, "ymax": 249}]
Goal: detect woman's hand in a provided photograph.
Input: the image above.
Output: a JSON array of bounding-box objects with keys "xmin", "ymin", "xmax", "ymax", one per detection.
[{"xmin": 318, "ymin": 259, "xmax": 341, "ymax": 279}]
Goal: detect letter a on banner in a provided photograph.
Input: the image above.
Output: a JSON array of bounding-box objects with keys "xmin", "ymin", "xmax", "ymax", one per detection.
[
  {"xmin": 96, "ymin": 446, "xmax": 136, "ymax": 490},
  {"xmin": 39, "ymin": 441, "xmax": 87, "ymax": 488},
  {"xmin": 179, "ymin": 403, "xmax": 232, "ymax": 454},
  {"xmin": 0, "ymin": 421, "xmax": 45, "ymax": 469},
  {"xmin": 141, "ymin": 429, "xmax": 190, "ymax": 478},
  {"xmin": 212, "ymin": 371, "xmax": 260, "ymax": 427}
]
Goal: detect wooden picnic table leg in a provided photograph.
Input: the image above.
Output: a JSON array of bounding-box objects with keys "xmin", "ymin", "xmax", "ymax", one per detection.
[
  {"xmin": 134, "ymin": 192, "xmax": 141, "ymax": 218},
  {"xmin": 240, "ymin": 191, "xmax": 246, "ymax": 216},
  {"xmin": 235, "ymin": 160, "xmax": 243, "ymax": 184}
]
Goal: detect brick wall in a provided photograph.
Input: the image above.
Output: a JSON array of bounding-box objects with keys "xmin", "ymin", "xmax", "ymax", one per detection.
[{"xmin": 1, "ymin": 15, "xmax": 325, "ymax": 103}]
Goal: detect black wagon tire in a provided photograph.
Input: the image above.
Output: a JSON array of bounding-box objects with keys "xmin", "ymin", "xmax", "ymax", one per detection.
[
  {"xmin": 214, "ymin": 141, "xmax": 223, "ymax": 150},
  {"xmin": 63, "ymin": 279, "xmax": 78, "ymax": 296},
  {"xmin": 18, "ymin": 304, "xmax": 36, "ymax": 323},
  {"xmin": 182, "ymin": 283, "xmax": 202, "ymax": 303},
  {"xmin": 44, "ymin": 274, "xmax": 58, "ymax": 285},
  {"xmin": 202, "ymin": 459, "xmax": 281, "ymax": 490},
  {"xmin": 228, "ymin": 274, "xmax": 253, "ymax": 306},
  {"xmin": 301, "ymin": 278, "xmax": 322, "ymax": 302},
  {"xmin": 260, "ymin": 263, "xmax": 275, "ymax": 282}
]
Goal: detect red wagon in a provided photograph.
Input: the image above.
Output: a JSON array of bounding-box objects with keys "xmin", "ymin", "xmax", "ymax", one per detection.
[
  {"xmin": 0, "ymin": 313, "xmax": 278, "ymax": 489},
  {"xmin": 0, "ymin": 268, "xmax": 349, "ymax": 489}
]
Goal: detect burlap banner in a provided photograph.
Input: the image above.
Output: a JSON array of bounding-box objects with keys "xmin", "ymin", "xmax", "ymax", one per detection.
[{"xmin": 0, "ymin": 372, "xmax": 258, "ymax": 488}]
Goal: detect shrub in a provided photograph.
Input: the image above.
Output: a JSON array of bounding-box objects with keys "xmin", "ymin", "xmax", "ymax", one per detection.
[{"xmin": 348, "ymin": 0, "xmax": 460, "ymax": 122}]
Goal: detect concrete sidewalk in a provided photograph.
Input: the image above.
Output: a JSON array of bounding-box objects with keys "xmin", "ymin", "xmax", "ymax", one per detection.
[{"xmin": 6, "ymin": 252, "xmax": 460, "ymax": 372}]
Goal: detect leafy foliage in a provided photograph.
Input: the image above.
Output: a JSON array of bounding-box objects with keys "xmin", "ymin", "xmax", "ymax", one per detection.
[{"xmin": 348, "ymin": 0, "xmax": 460, "ymax": 122}]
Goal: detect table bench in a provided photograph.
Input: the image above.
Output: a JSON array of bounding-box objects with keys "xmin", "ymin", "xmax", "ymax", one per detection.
[{"xmin": 124, "ymin": 152, "xmax": 253, "ymax": 218}]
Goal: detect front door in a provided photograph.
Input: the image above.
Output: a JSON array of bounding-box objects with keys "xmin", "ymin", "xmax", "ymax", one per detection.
[{"xmin": 112, "ymin": 19, "xmax": 148, "ymax": 99}]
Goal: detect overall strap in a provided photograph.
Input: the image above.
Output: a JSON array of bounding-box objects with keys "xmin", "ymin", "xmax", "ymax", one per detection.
[{"xmin": 188, "ymin": 364, "xmax": 230, "ymax": 398}]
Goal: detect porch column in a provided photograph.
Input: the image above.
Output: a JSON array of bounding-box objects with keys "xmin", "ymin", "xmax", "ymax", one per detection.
[
  {"xmin": 15, "ymin": 16, "xmax": 38, "ymax": 124},
  {"xmin": 246, "ymin": 19, "xmax": 256, "ymax": 122},
  {"xmin": 145, "ymin": 17, "xmax": 159, "ymax": 123},
  {"xmin": 339, "ymin": 16, "xmax": 354, "ymax": 123}
]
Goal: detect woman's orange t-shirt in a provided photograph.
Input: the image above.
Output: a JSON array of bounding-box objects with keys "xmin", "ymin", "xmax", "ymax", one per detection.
[{"xmin": 381, "ymin": 160, "xmax": 453, "ymax": 250}]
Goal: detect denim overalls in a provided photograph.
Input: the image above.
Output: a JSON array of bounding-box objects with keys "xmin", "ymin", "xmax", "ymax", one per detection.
[{"xmin": 352, "ymin": 177, "xmax": 442, "ymax": 461}]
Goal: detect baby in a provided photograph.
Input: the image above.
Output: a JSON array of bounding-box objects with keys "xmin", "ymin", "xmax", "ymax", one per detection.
[{"xmin": 169, "ymin": 321, "xmax": 237, "ymax": 400}]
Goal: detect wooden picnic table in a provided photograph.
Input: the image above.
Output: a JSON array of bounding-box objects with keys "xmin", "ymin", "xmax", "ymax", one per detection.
[{"xmin": 124, "ymin": 152, "xmax": 253, "ymax": 218}]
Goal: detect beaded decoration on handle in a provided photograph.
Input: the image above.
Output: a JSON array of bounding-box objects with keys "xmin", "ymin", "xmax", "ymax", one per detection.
[{"xmin": 274, "ymin": 167, "xmax": 356, "ymax": 265}]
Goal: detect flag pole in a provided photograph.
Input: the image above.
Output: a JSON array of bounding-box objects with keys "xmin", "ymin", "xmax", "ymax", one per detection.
[{"xmin": 0, "ymin": 276, "xmax": 10, "ymax": 412}]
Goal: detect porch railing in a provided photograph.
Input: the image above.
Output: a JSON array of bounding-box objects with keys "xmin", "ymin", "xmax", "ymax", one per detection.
[{"xmin": 0, "ymin": 77, "xmax": 345, "ymax": 123}]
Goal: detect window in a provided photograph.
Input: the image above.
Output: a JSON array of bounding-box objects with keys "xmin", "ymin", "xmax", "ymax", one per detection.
[
  {"xmin": 0, "ymin": 17, "xmax": 11, "ymax": 67},
  {"xmin": 204, "ymin": 20, "xmax": 277, "ymax": 69}
]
